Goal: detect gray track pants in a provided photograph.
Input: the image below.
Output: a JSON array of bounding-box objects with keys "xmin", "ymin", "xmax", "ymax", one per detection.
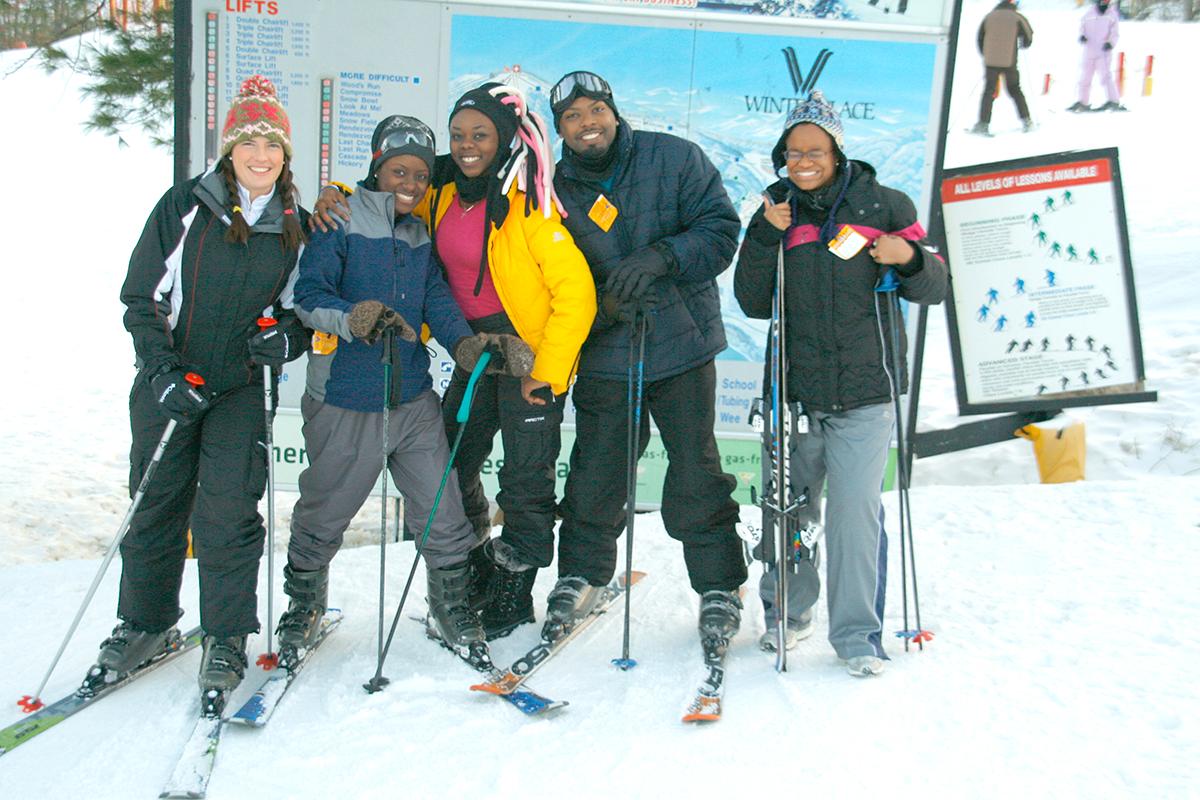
[
  {"xmin": 759, "ymin": 402, "xmax": 894, "ymax": 660},
  {"xmin": 288, "ymin": 390, "xmax": 476, "ymax": 571}
]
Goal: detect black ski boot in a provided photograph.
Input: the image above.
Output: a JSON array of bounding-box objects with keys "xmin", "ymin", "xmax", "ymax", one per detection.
[
  {"xmin": 698, "ymin": 590, "xmax": 742, "ymax": 659},
  {"xmin": 96, "ymin": 621, "xmax": 179, "ymax": 675},
  {"xmin": 198, "ymin": 634, "xmax": 248, "ymax": 697},
  {"xmin": 467, "ymin": 539, "xmax": 495, "ymax": 612},
  {"xmin": 478, "ymin": 539, "xmax": 536, "ymax": 641},
  {"xmin": 426, "ymin": 562, "xmax": 487, "ymax": 650},
  {"xmin": 542, "ymin": 576, "xmax": 605, "ymax": 642},
  {"xmin": 276, "ymin": 564, "xmax": 328, "ymax": 657}
]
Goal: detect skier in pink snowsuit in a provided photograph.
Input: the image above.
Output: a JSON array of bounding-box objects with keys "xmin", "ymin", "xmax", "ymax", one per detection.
[{"xmin": 1069, "ymin": 0, "xmax": 1125, "ymax": 112}]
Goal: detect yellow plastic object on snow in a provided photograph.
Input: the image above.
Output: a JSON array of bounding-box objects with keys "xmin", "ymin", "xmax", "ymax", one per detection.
[{"xmin": 1016, "ymin": 423, "xmax": 1086, "ymax": 483}]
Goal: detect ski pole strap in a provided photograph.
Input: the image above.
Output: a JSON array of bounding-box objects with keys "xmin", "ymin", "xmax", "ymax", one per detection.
[
  {"xmin": 456, "ymin": 351, "xmax": 492, "ymax": 424},
  {"xmin": 874, "ymin": 267, "xmax": 900, "ymax": 293}
]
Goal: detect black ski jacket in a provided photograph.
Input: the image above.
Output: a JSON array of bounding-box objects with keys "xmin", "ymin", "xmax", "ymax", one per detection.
[
  {"xmin": 121, "ymin": 170, "xmax": 308, "ymax": 396},
  {"xmin": 733, "ymin": 162, "xmax": 947, "ymax": 414},
  {"xmin": 554, "ymin": 121, "xmax": 740, "ymax": 382}
]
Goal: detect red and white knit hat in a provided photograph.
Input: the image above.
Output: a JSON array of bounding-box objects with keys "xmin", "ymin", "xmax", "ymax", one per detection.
[{"xmin": 220, "ymin": 75, "xmax": 292, "ymax": 158}]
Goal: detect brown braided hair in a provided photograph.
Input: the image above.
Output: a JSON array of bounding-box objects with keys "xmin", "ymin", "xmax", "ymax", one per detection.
[{"xmin": 218, "ymin": 156, "xmax": 307, "ymax": 252}]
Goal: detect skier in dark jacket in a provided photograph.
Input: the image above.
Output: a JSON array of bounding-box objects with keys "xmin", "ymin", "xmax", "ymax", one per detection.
[
  {"xmin": 734, "ymin": 90, "xmax": 946, "ymax": 676},
  {"xmin": 543, "ymin": 71, "xmax": 748, "ymax": 649},
  {"xmin": 973, "ymin": 0, "xmax": 1035, "ymax": 135},
  {"xmin": 99, "ymin": 76, "xmax": 310, "ymax": 702}
]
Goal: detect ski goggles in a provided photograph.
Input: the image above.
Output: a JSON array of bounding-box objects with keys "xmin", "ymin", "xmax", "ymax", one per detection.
[
  {"xmin": 549, "ymin": 71, "xmax": 614, "ymax": 115},
  {"xmin": 372, "ymin": 117, "xmax": 436, "ymax": 161}
]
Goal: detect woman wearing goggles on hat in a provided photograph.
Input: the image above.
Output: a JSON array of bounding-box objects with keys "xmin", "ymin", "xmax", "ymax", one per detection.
[{"xmin": 311, "ymin": 84, "xmax": 595, "ymax": 642}]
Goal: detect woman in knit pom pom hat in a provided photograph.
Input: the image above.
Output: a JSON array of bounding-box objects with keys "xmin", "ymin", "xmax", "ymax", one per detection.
[
  {"xmin": 102, "ymin": 75, "xmax": 309, "ymax": 705},
  {"xmin": 733, "ymin": 90, "xmax": 947, "ymax": 676},
  {"xmin": 312, "ymin": 82, "xmax": 595, "ymax": 641}
]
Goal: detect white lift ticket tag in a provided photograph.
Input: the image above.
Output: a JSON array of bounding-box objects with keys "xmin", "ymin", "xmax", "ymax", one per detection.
[{"xmin": 827, "ymin": 225, "xmax": 870, "ymax": 260}]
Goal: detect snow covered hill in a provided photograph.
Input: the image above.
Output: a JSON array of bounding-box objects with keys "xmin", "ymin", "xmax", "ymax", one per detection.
[{"xmin": 1, "ymin": 9, "xmax": 1198, "ymax": 798}]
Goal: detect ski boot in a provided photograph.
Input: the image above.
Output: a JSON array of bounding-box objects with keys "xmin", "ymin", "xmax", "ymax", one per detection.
[
  {"xmin": 969, "ymin": 121, "xmax": 990, "ymax": 135},
  {"xmin": 95, "ymin": 621, "xmax": 179, "ymax": 675},
  {"xmin": 1097, "ymin": 100, "xmax": 1128, "ymax": 112},
  {"xmin": 276, "ymin": 564, "xmax": 328, "ymax": 659},
  {"xmin": 1066, "ymin": 101, "xmax": 1090, "ymax": 113},
  {"xmin": 427, "ymin": 562, "xmax": 487, "ymax": 648},
  {"xmin": 467, "ymin": 538, "xmax": 495, "ymax": 612},
  {"xmin": 1021, "ymin": 117, "xmax": 1035, "ymax": 133},
  {"xmin": 541, "ymin": 576, "xmax": 605, "ymax": 642},
  {"xmin": 198, "ymin": 634, "xmax": 248, "ymax": 715},
  {"xmin": 697, "ymin": 590, "xmax": 742, "ymax": 660},
  {"xmin": 478, "ymin": 539, "xmax": 536, "ymax": 641}
]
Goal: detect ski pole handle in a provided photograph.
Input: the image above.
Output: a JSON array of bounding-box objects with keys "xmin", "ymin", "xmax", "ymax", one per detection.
[
  {"xmin": 256, "ymin": 316, "xmax": 278, "ymax": 331},
  {"xmin": 455, "ymin": 351, "xmax": 492, "ymax": 424}
]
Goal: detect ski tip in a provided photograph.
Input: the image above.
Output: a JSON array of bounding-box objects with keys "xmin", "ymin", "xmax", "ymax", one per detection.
[
  {"xmin": 622, "ymin": 570, "xmax": 648, "ymax": 587},
  {"xmin": 469, "ymin": 682, "xmax": 505, "ymax": 695},
  {"xmin": 17, "ymin": 695, "xmax": 44, "ymax": 713},
  {"xmin": 255, "ymin": 652, "xmax": 280, "ymax": 670},
  {"xmin": 610, "ymin": 657, "xmax": 638, "ymax": 671},
  {"xmin": 682, "ymin": 712, "xmax": 721, "ymax": 724}
]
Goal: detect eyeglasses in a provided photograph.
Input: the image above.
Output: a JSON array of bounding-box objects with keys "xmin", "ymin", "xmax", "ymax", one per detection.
[
  {"xmin": 783, "ymin": 149, "xmax": 830, "ymax": 163},
  {"xmin": 550, "ymin": 71, "xmax": 613, "ymax": 114},
  {"xmin": 373, "ymin": 117, "xmax": 435, "ymax": 160}
]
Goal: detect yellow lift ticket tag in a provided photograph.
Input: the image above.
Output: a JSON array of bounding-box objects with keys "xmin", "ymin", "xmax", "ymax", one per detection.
[
  {"xmin": 588, "ymin": 194, "xmax": 619, "ymax": 232},
  {"xmin": 827, "ymin": 225, "xmax": 869, "ymax": 260},
  {"xmin": 312, "ymin": 330, "xmax": 338, "ymax": 355}
]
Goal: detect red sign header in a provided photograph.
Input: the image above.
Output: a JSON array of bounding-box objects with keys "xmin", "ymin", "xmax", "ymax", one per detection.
[{"xmin": 942, "ymin": 158, "xmax": 1112, "ymax": 204}]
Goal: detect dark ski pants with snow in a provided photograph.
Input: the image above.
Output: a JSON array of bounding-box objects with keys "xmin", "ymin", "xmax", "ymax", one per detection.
[
  {"xmin": 288, "ymin": 390, "xmax": 476, "ymax": 571},
  {"xmin": 118, "ymin": 378, "xmax": 267, "ymax": 638},
  {"xmin": 557, "ymin": 360, "xmax": 747, "ymax": 594},
  {"xmin": 979, "ymin": 66, "xmax": 1031, "ymax": 124},
  {"xmin": 442, "ymin": 366, "xmax": 563, "ymax": 570},
  {"xmin": 759, "ymin": 402, "xmax": 894, "ymax": 660}
]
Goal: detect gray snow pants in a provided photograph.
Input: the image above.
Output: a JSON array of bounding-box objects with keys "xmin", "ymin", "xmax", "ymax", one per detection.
[
  {"xmin": 288, "ymin": 390, "xmax": 476, "ymax": 571},
  {"xmin": 759, "ymin": 401, "xmax": 894, "ymax": 660}
]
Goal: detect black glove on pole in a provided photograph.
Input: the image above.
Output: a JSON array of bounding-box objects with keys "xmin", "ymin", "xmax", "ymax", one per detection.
[
  {"xmin": 151, "ymin": 367, "xmax": 211, "ymax": 425},
  {"xmin": 605, "ymin": 244, "xmax": 673, "ymax": 302}
]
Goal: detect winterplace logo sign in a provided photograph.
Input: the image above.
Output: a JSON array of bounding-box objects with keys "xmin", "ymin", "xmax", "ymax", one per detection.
[{"xmin": 743, "ymin": 47, "xmax": 876, "ymax": 120}]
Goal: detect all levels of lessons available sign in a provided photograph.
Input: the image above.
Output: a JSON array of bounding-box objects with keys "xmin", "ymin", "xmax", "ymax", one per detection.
[{"xmin": 940, "ymin": 155, "xmax": 1141, "ymax": 407}]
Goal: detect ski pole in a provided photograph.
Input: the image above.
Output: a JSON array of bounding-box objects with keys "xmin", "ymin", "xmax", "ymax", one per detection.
[
  {"xmin": 886, "ymin": 288, "xmax": 929, "ymax": 650},
  {"xmin": 613, "ymin": 313, "xmax": 648, "ymax": 671},
  {"xmin": 772, "ymin": 244, "xmax": 791, "ymax": 672},
  {"xmin": 364, "ymin": 350, "xmax": 492, "ymax": 693},
  {"xmin": 18, "ymin": 372, "xmax": 205, "ymax": 713},
  {"xmin": 365, "ymin": 327, "xmax": 396, "ymax": 693},
  {"xmin": 255, "ymin": 317, "xmax": 279, "ymax": 670}
]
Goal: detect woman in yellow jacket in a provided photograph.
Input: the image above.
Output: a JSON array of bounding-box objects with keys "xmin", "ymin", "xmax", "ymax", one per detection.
[{"xmin": 315, "ymin": 83, "xmax": 594, "ymax": 640}]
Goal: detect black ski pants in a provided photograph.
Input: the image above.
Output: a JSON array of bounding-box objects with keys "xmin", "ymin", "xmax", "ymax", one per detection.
[
  {"xmin": 979, "ymin": 65, "xmax": 1031, "ymax": 124},
  {"xmin": 442, "ymin": 368, "xmax": 563, "ymax": 570},
  {"xmin": 557, "ymin": 360, "xmax": 746, "ymax": 594},
  {"xmin": 117, "ymin": 377, "xmax": 267, "ymax": 638}
]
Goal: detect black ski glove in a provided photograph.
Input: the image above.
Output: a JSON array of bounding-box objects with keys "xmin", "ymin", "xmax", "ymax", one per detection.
[
  {"xmin": 248, "ymin": 316, "xmax": 309, "ymax": 369},
  {"xmin": 601, "ymin": 292, "xmax": 657, "ymax": 332},
  {"xmin": 453, "ymin": 333, "xmax": 536, "ymax": 377},
  {"xmin": 604, "ymin": 243, "xmax": 674, "ymax": 303},
  {"xmin": 150, "ymin": 367, "xmax": 211, "ymax": 426},
  {"xmin": 347, "ymin": 300, "xmax": 418, "ymax": 345},
  {"xmin": 1080, "ymin": 35, "xmax": 1087, "ymax": 43},
  {"xmin": 1102, "ymin": 42, "xmax": 1112, "ymax": 51}
]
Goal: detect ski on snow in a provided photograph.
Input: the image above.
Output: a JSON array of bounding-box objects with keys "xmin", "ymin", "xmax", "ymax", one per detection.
[
  {"xmin": 227, "ymin": 610, "xmax": 343, "ymax": 727},
  {"xmin": 470, "ymin": 570, "xmax": 646, "ymax": 698},
  {"xmin": 681, "ymin": 636, "xmax": 729, "ymax": 724},
  {"xmin": 1, "ymin": 626, "xmax": 204, "ymax": 757},
  {"xmin": 160, "ymin": 612, "xmax": 341, "ymax": 798}
]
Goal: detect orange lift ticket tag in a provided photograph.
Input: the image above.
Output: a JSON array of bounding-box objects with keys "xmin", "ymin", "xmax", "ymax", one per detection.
[
  {"xmin": 312, "ymin": 330, "xmax": 338, "ymax": 355},
  {"xmin": 827, "ymin": 225, "xmax": 870, "ymax": 260},
  {"xmin": 588, "ymin": 194, "xmax": 619, "ymax": 232}
]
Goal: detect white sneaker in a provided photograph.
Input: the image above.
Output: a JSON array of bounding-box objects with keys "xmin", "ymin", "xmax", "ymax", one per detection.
[
  {"xmin": 758, "ymin": 618, "xmax": 815, "ymax": 652},
  {"xmin": 843, "ymin": 655, "xmax": 885, "ymax": 677}
]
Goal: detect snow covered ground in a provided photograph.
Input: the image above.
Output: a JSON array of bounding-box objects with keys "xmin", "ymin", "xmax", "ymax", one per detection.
[{"xmin": 1, "ymin": 8, "xmax": 1198, "ymax": 798}]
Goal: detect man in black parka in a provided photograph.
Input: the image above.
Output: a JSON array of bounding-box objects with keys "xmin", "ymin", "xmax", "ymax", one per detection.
[{"xmin": 541, "ymin": 72, "xmax": 747, "ymax": 647}]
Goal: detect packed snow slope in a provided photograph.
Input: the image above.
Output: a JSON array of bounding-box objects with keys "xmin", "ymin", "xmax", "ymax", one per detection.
[{"xmin": 1, "ymin": 9, "xmax": 1198, "ymax": 798}]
